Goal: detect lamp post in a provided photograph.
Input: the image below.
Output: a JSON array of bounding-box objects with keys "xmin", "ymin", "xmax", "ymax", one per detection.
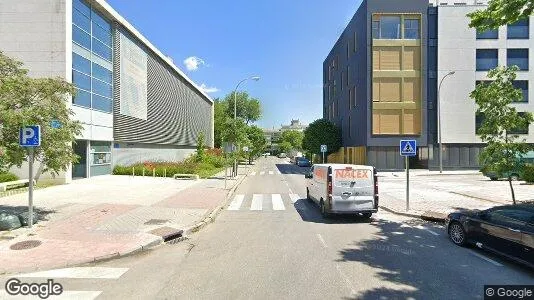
[
  {"xmin": 232, "ymin": 76, "xmax": 260, "ymax": 176},
  {"xmin": 437, "ymin": 71, "xmax": 455, "ymax": 174}
]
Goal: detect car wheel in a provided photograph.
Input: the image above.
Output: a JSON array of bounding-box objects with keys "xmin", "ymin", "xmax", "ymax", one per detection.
[
  {"xmin": 320, "ymin": 200, "xmax": 329, "ymax": 218},
  {"xmin": 448, "ymin": 221, "xmax": 467, "ymax": 246},
  {"xmin": 510, "ymin": 174, "xmax": 520, "ymax": 181},
  {"xmin": 361, "ymin": 213, "xmax": 372, "ymax": 219}
]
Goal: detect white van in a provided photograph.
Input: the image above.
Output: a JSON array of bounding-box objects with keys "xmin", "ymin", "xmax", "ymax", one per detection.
[{"xmin": 305, "ymin": 164, "xmax": 378, "ymax": 218}]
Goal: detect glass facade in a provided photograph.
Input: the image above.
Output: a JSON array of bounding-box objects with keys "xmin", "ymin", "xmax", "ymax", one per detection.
[
  {"xmin": 507, "ymin": 49, "xmax": 529, "ymax": 70},
  {"xmin": 404, "ymin": 19, "xmax": 420, "ymax": 39},
  {"xmin": 507, "ymin": 19, "xmax": 529, "ymax": 39},
  {"xmin": 72, "ymin": 0, "xmax": 113, "ymax": 113},
  {"xmin": 512, "ymin": 81, "xmax": 529, "ymax": 103},
  {"xmin": 476, "ymin": 28, "xmax": 498, "ymax": 39},
  {"xmin": 476, "ymin": 49, "xmax": 498, "ymax": 71}
]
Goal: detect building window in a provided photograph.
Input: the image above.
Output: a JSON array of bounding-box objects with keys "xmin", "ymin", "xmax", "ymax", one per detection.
[
  {"xmin": 347, "ymin": 66, "xmax": 350, "ymax": 86},
  {"xmin": 476, "ymin": 49, "xmax": 498, "ymax": 71},
  {"xmin": 476, "ymin": 28, "xmax": 498, "ymax": 39},
  {"xmin": 349, "ymin": 86, "xmax": 355, "ymax": 109},
  {"xmin": 512, "ymin": 81, "xmax": 529, "ymax": 103},
  {"xmin": 507, "ymin": 49, "xmax": 529, "ymax": 70},
  {"xmin": 380, "ymin": 16, "xmax": 401, "ymax": 39},
  {"xmin": 348, "ymin": 115, "xmax": 352, "ymax": 138},
  {"xmin": 90, "ymin": 142, "xmax": 112, "ymax": 166},
  {"xmin": 404, "ymin": 19, "xmax": 420, "ymax": 39},
  {"xmin": 347, "ymin": 42, "xmax": 350, "ymax": 59},
  {"xmin": 475, "ymin": 112, "xmax": 485, "ymax": 134},
  {"xmin": 507, "ymin": 19, "xmax": 529, "ymax": 39},
  {"xmin": 372, "ymin": 21, "xmax": 380, "ymax": 38},
  {"xmin": 333, "ymin": 80, "xmax": 337, "ymax": 98},
  {"xmin": 341, "ymin": 72, "xmax": 345, "ymax": 91},
  {"xmin": 509, "ymin": 112, "xmax": 530, "ymax": 134},
  {"xmin": 353, "ymin": 32, "xmax": 357, "ymax": 52}
]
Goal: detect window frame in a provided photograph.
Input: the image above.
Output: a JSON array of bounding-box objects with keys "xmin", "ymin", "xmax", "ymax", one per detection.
[
  {"xmin": 404, "ymin": 18, "xmax": 420, "ymax": 39},
  {"xmin": 507, "ymin": 19, "xmax": 529, "ymax": 39},
  {"xmin": 512, "ymin": 80, "xmax": 529, "ymax": 103},
  {"xmin": 476, "ymin": 28, "xmax": 499, "ymax": 39},
  {"xmin": 507, "ymin": 49, "xmax": 529, "ymax": 71},
  {"xmin": 476, "ymin": 49, "xmax": 499, "ymax": 71}
]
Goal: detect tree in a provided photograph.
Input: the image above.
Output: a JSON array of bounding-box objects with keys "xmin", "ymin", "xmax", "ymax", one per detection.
[
  {"xmin": 278, "ymin": 141, "xmax": 292, "ymax": 153},
  {"xmin": 467, "ymin": 0, "xmax": 533, "ymax": 31},
  {"xmin": 302, "ymin": 119, "xmax": 342, "ymax": 159},
  {"xmin": 195, "ymin": 132, "xmax": 206, "ymax": 162},
  {"xmin": 220, "ymin": 118, "xmax": 248, "ymax": 147},
  {"xmin": 0, "ymin": 51, "xmax": 83, "ymax": 177},
  {"xmin": 470, "ymin": 66, "xmax": 533, "ymax": 204},
  {"xmin": 280, "ymin": 130, "xmax": 304, "ymax": 152},
  {"xmin": 224, "ymin": 91, "xmax": 262, "ymax": 124},
  {"xmin": 213, "ymin": 98, "xmax": 228, "ymax": 148},
  {"xmin": 246, "ymin": 126, "xmax": 267, "ymax": 164}
]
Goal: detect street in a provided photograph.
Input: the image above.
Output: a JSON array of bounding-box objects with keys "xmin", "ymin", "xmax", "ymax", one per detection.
[{"xmin": 1, "ymin": 157, "xmax": 533, "ymax": 300}]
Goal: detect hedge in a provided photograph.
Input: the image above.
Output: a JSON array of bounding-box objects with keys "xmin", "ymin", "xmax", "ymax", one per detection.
[
  {"xmin": 523, "ymin": 164, "xmax": 534, "ymax": 183},
  {"xmin": 0, "ymin": 172, "xmax": 19, "ymax": 183}
]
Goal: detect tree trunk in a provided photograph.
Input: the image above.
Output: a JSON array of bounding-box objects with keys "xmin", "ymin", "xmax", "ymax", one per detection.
[{"xmin": 508, "ymin": 176, "xmax": 517, "ymax": 205}]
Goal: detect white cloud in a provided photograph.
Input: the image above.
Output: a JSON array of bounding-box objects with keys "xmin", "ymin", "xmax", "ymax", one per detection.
[
  {"xmin": 183, "ymin": 56, "xmax": 206, "ymax": 71},
  {"xmin": 199, "ymin": 83, "xmax": 219, "ymax": 94}
]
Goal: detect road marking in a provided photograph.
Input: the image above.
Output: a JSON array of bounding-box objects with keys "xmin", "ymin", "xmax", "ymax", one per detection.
[
  {"xmin": 277, "ymin": 171, "xmax": 282, "ymax": 175},
  {"xmin": 289, "ymin": 194, "xmax": 300, "ymax": 203},
  {"xmin": 227, "ymin": 194, "xmax": 245, "ymax": 210},
  {"xmin": 250, "ymin": 172, "xmax": 256, "ymax": 176},
  {"xmin": 268, "ymin": 171, "xmax": 274, "ymax": 175},
  {"xmin": 0, "ymin": 290, "xmax": 102, "ymax": 299},
  {"xmin": 272, "ymin": 194, "xmax": 285, "ymax": 210},
  {"xmin": 335, "ymin": 265, "xmax": 356, "ymax": 296},
  {"xmin": 414, "ymin": 225, "xmax": 440, "ymax": 236},
  {"xmin": 288, "ymin": 188, "xmax": 294, "ymax": 194},
  {"xmin": 250, "ymin": 194, "xmax": 263, "ymax": 210},
  {"xmin": 317, "ymin": 233, "xmax": 328, "ymax": 248},
  {"xmin": 259, "ymin": 171, "xmax": 265, "ymax": 175},
  {"xmin": 17, "ymin": 267, "xmax": 129, "ymax": 279},
  {"xmin": 470, "ymin": 251, "xmax": 503, "ymax": 267}
]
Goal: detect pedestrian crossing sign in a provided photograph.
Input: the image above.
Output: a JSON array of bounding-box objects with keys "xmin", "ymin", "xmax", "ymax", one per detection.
[{"xmin": 400, "ymin": 140, "xmax": 417, "ymax": 156}]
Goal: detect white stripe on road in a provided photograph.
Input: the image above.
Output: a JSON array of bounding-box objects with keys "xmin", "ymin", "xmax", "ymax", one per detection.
[
  {"xmin": 0, "ymin": 290, "xmax": 102, "ymax": 300},
  {"xmin": 277, "ymin": 171, "xmax": 282, "ymax": 175},
  {"xmin": 17, "ymin": 267, "xmax": 129, "ymax": 279},
  {"xmin": 250, "ymin": 172, "xmax": 256, "ymax": 176},
  {"xmin": 272, "ymin": 194, "xmax": 285, "ymax": 210},
  {"xmin": 335, "ymin": 265, "xmax": 356, "ymax": 296},
  {"xmin": 227, "ymin": 194, "xmax": 245, "ymax": 210},
  {"xmin": 260, "ymin": 171, "xmax": 265, "ymax": 175},
  {"xmin": 470, "ymin": 251, "xmax": 503, "ymax": 267},
  {"xmin": 268, "ymin": 171, "xmax": 274, "ymax": 175},
  {"xmin": 289, "ymin": 194, "xmax": 300, "ymax": 203},
  {"xmin": 250, "ymin": 194, "xmax": 263, "ymax": 210},
  {"xmin": 288, "ymin": 188, "xmax": 294, "ymax": 194},
  {"xmin": 414, "ymin": 225, "xmax": 440, "ymax": 236},
  {"xmin": 317, "ymin": 233, "xmax": 328, "ymax": 248}
]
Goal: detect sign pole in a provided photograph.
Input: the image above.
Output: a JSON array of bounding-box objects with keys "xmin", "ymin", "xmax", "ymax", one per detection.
[
  {"xmin": 405, "ymin": 155, "xmax": 409, "ymax": 212},
  {"xmin": 322, "ymin": 152, "xmax": 325, "ymax": 163},
  {"xmin": 28, "ymin": 147, "xmax": 34, "ymax": 228}
]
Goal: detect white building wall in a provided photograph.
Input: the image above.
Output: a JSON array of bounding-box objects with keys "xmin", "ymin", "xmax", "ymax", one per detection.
[
  {"xmin": 0, "ymin": 0, "xmax": 72, "ymax": 183},
  {"xmin": 438, "ymin": 4, "xmax": 534, "ymax": 144}
]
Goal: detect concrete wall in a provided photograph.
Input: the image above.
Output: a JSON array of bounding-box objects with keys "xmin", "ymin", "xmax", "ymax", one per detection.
[
  {"xmin": 438, "ymin": 6, "xmax": 534, "ymax": 144},
  {"xmin": 0, "ymin": 0, "xmax": 72, "ymax": 183},
  {"xmin": 112, "ymin": 143, "xmax": 196, "ymax": 167}
]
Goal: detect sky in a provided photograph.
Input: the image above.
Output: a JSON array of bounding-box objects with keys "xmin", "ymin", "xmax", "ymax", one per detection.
[{"xmin": 106, "ymin": 0, "xmax": 362, "ymax": 129}]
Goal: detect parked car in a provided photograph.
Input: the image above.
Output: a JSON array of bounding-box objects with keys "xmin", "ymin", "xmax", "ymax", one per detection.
[
  {"xmin": 296, "ymin": 157, "xmax": 311, "ymax": 167},
  {"xmin": 446, "ymin": 204, "xmax": 534, "ymax": 268},
  {"xmin": 482, "ymin": 151, "xmax": 534, "ymax": 181},
  {"xmin": 305, "ymin": 164, "xmax": 378, "ymax": 218},
  {"xmin": 292, "ymin": 156, "xmax": 301, "ymax": 164},
  {"xmin": 277, "ymin": 153, "xmax": 287, "ymax": 158}
]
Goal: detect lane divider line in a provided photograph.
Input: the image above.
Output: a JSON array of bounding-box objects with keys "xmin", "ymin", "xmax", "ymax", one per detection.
[{"xmin": 317, "ymin": 233, "xmax": 328, "ymax": 248}]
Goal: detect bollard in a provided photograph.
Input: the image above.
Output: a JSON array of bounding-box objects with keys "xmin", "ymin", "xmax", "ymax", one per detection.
[
  {"xmin": 153, "ymin": 168, "xmax": 155, "ymax": 177},
  {"xmin": 132, "ymin": 167, "xmax": 135, "ymax": 177},
  {"xmin": 142, "ymin": 168, "xmax": 145, "ymax": 177},
  {"xmin": 164, "ymin": 169, "xmax": 167, "ymax": 178}
]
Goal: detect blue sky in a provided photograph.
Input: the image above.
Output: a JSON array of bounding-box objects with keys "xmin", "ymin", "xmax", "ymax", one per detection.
[{"xmin": 106, "ymin": 0, "xmax": 362, "ymax": 129}]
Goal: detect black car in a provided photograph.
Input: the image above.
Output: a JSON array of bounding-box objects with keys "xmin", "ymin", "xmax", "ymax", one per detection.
[
  {"xmin": 296, "ymin": 157, "xmax": 311, "ymax": 167},
  {"xmin": 446, "ymin": 204, "xmax": 534, "ymax": 268}
]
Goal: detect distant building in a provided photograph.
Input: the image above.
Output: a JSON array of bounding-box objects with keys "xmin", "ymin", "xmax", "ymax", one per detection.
[
  {"xmin": 263, "ymin": 119, "xmax": 307, "ymax": 153},
  {"xmin": 280, "ymin": 119, "xmax": 308, "ymax": 132}
]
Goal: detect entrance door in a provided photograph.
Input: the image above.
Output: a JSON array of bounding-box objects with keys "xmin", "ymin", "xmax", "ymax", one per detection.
[{"xmin": 72, "ymin": 140, "xmax": 87, "ymax": 178}]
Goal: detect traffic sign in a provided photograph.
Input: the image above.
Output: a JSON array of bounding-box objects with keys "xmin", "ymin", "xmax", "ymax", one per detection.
[
  {"xmin": 50, "ymin": 120, "xmax": 61, "ymax": 129},
  {"xmin": 400, "ymin": 140, "xmax": 416, "ymax": 157},
  {"xmin": 320, "ymin": 144, "xmax": 327, "ymax": 153},
  {"xmin": 19, "ymin": 126, "xmax": 41, "ymax": 147}
]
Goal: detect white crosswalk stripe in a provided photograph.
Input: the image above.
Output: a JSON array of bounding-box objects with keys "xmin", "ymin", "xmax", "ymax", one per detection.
[
  {"xmin": 228, "ymin": 194, "xmax": 245, "ymax": 210},
  {"xmin": 268, "ymin": 171, "xmax": 274, "ymax": 175},
  {"xmin": 250, "ymin": 171, "xmax": 256, "ymax": 176},
  {"xmin": 259, "ymin": 171, "xmax": 265, "ymax": 175},
  {"xmin": 271, "ymin": 194, "xmax": 285, "ymax": 210},
  {"xmin": 250, "ymin": 194, "xmax": 263, "ymax": 210},
  {"xmin": 277, "ymin": 171, "xmax": 282, "ymax": 175},
  {"xmin": 289, "ymin": 194, "xmax": 301, "ymax": 203}
]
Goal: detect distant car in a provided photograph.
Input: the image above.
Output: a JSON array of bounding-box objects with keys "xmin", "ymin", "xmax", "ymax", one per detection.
[
  {"xmin": 278, "ymin": 153, "xmax": 287, "ymax": 158},
  {"xmin": 446, "ymin": 204, "xmax": 534, "ymax": 269},
  {"xmin": 291, "ymin": 156, "xmax": 301, "ymax": 164},
  {"xmin": 482, "ymin": 151, "xmax": 534, "ymax": 181},
  {"xmin": 296, "ymin": 157, "xmax": 311, "ymax": 167}
]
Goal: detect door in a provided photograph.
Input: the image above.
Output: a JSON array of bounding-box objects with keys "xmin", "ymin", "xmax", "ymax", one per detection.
[
  {"xmin": 72, "ymin": 140, "xmax": 87, "ymax": 178},
  {"xmin": 481, "ymin": 209, "xmax": 526, "ymax": 258},
  {"xmin": 331, "ymin": 166, "xmax": 374, "ymax": 212}
]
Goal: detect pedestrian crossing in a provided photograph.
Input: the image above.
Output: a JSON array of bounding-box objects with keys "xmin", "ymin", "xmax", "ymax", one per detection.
[
  {"xmin": 0, "ymin": 267, "xmax": 130, "ymax": 300},
  {"xmin": 227, "ymin": 193, "xmax": 304, "ymax": 211},
  {"xmin": 249, "ymin": 170, "xmax": 282, "ymax": 176}
]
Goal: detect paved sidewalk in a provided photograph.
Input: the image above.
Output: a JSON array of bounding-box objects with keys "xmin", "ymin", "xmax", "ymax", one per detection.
[
  {"xmin": 378, "ymin": 172, "xmax": 534, "ymax": 221},
  {"xmin": 0, "ymin": 164, "xmax": 252, "ymax": 274}
]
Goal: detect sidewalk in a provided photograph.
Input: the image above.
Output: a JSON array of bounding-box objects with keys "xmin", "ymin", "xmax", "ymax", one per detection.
[
  {"xmin": 0, "ymin": 164, "xmax": 252, "ymax": 274},
  {"xmin": 378, "ymin": 172, "xmax": 534, "ymax": 221}
]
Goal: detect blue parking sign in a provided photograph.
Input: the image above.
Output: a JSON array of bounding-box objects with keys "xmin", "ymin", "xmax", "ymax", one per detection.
[
  {"xmin": 400, "ymin": 140, "xmax": 416, "ymax": 156},
  {"xmin": 19, "ymin": 126, "xmax": 41, "ymax": 147}
]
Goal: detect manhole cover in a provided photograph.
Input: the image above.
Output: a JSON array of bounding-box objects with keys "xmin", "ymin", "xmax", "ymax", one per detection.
[
  {"xmin": 144, "ymin": 219, "xmax": 169, "ymax": 225},
  {"xmin": 10, "ymin": 240, "xmax": 42, "ymax": 250}
]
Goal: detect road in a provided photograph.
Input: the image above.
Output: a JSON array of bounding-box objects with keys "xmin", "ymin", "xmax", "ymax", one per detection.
[{"xmin": 1, "ymin": 157, "xmax": 533, "ymax": 299}]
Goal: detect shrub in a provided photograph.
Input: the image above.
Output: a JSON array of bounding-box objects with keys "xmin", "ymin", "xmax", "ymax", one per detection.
[
  {"xmin": 523, "ymin": 164, "xmax": 534, "ymax": 183},
  {"xmin": 0, "ymin": 172, "xmax": 19, "ymax": 183}
]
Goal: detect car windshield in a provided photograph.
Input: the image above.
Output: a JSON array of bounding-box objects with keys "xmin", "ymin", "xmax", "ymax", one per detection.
[{"xmin": 2, "ymin": 1, "xmax": 534, "ymax": 299}]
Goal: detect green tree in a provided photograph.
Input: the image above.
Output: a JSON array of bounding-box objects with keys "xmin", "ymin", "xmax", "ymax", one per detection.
[
  {"xmin": 470, "ymin": 66, "xmax": 533, "ymax": 204},
  {"xmin": 0, "ymin": 51, "xmax": 83, "ymax": 177},
  {"xmin": 221, "ymin": 118, "xmax": 248, "ymax": 147},
  {"xmin": 302, "ymin": 119, "xmax": 342, "ymax": 160},
  {"xmin": 278, "ymin": 141, "xmax": 292, "ymax": 153},
  {"xmin": 280, "ymin": 130, "xmax": 304, "ymax": 151},
  {"xmin": 468, "ymin": 0, "xmax": 533, "ymax": 31},
  {"xmin": 213, "ymin": 98, "xmax": 228, "ymax": 148},
  {"xmin": 195, "ymin": 132, "xmax": 206, "ymax": 162},
  {"xmin": 245, "ymin": 126, "xmax": 267, "ymax": 164},
  {"xmin": 225, "ymin": 91, "xmax": 262, "ymax": 124}
]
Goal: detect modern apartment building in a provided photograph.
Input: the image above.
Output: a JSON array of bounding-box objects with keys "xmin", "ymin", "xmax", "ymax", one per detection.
[
  {"xmin": 0, "ymin": 0, "xmax": 214, "ymax": 182},
  {"xmin": 324, "ymin": 0, "xmax": 534, "ymax": 170}
]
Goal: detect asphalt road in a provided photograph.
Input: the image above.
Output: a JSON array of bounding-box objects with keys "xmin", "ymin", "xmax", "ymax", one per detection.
[{"xmin": 1, "ymin": 157, "xmax": 533, "ymax": 300}]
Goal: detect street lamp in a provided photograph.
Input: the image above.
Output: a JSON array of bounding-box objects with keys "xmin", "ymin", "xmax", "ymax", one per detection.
[
  {"xmin": 231, "ymin": 76, "xmax": 260, "ymax": 176},
  {"xmin": 437, "ymin": 71, "xmax": 455, "ymax": 174}
]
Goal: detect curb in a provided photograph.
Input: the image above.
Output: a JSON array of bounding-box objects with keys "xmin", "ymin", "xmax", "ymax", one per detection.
[
  {"xmin": 183, "ymin": 167, "xmax": 252, "ymax": 236},
  {"xmin": 379, "ymin": 205, "xmax": 447, "ymax": 223}
]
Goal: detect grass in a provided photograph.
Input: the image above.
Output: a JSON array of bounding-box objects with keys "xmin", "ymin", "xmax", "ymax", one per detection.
[{"xmin": 0, "ymin": 181, "xmax": 62, "ymax": 198}]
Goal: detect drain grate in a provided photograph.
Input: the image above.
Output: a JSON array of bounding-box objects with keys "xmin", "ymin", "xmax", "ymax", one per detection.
[{"xmin": 10, "ymin": 240, "xmax": 42, "ymax": 250}]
